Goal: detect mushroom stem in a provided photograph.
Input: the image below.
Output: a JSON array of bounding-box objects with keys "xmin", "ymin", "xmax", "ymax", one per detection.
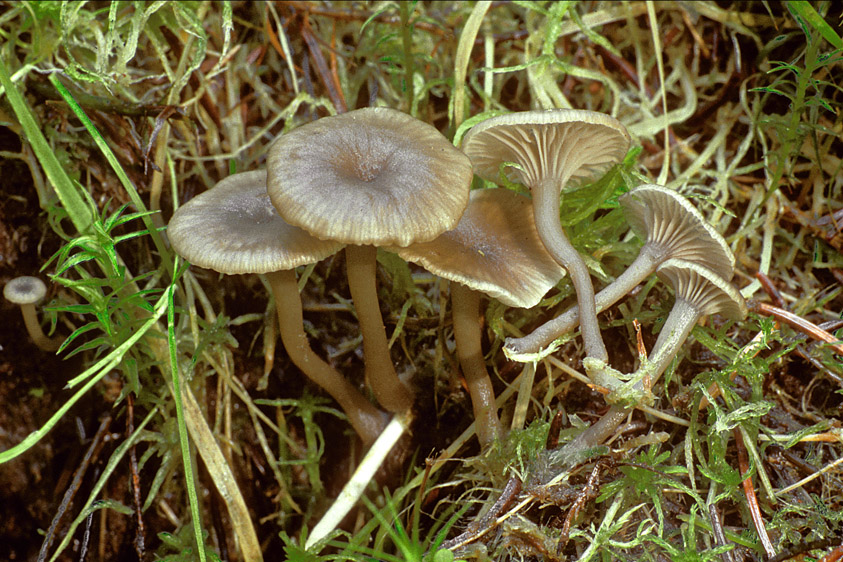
[
  {"xmin": 635, "ymin": 298, "xmax": 700, "ymax": 388},
  {"xmin": 533, "ymin": 177, "xmax": 607, "ymax": 363},
  {"xmin": 345, "ymin": 245, "xmax": 414, "ymax": 413},
  {"xmin": 506, "ymin": 245, "xmax": 662, "ymax": 355},
  {"xmin": 556, "ymin": 296, "xmax": 702, "ymax": 464},
  {"xmin": 20, "ymin": 303, "xmax": 62, "ymax": 352},
  {"xmin": 450, "ymin": 282, "xmax": 503, "ymax": 447},
  {"xmin": 551, "ymin": 404, "xmax": 629, "ymax": 467},
  {"xmin": 266, "ymin": 269, "xmax": 388, "ymax": 444}
]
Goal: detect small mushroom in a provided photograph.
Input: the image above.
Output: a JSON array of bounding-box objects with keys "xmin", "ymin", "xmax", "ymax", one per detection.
[
  {"xmin": 4, "ymin": 276, "xmax": 62, "ymax": 352},
  {"xmin": 643, "ymin": 258, "xmax": 746, "ymax": 383},
  {"xmin": 167, "ymin": 170, "xmax": 387, "ymax": 444},
  {"xmin": 462, "ymin": 109, "xmax": 630, "ymax": 364},
  {"xmin": 388, "ymin": 188, "xmax": 566, "ymax": 446},
  {"xmin": 557, "ymin": 258, "xmax": 746, "ymax": 463},
  {"xmin": 267, "ymin": 108, "xmax": 474, "ymax": 412},
  {"xmin": 505, "ymin": 183, "xmax": 735, "ymax": 356}
]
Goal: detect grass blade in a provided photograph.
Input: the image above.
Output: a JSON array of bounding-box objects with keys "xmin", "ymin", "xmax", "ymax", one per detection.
[
  {"xmin": 47, "ymin": 74, "xmax": 174, "ymax": 277},
  {"xmin": 787, "ymin": 1, "xmax": 843, "ymax": 49},
  {"xmin": 0, "ymin": 62, "xmax": 93, "ymax": 233},
  {"xmin": 166, "ymin": 280, "xmax": 207, "ymax": 562}
]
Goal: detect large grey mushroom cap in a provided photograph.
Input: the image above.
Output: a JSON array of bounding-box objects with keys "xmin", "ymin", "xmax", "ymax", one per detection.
[
  {"xmin": 461, "ymin": 109, "xmax": 631, "ymax": 188},
  {"xmin": 266, "ymin": 108, "xmax": 473, "ymax": 247},
  {"xmin": 388, "ymin": 188, "xmax": 566, "ymax": 308},
  {"xmin": 167, "ymin": 170, "xmax": 344, "ymax": 274},
  {"xmin": 620, "ymin": 184, "xmax": 735, "ymax": 281},
  {"xmin": 656, "ymin": 259, "xmax": 747, "ymax": 320}
]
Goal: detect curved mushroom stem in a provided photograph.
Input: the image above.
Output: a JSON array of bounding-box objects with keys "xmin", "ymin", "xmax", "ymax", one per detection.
[
  {"xmin": 533, "ymin": 177, "xmax": 607, "ymax": 363},
  {"xmin": 631, "ymin": 298, "xmax": 701, "ymax": 391},
  {"xmin": 266, "ymin": 269, "xmax": 389, "ymax": 445},
  {"xmin": 555, "ymin": 297, "xmax": 701, "ymax": 463},
  {"xmin": 345, "ymin": 245, "xmax": 414, "ymax": 413},
  {"xmin": 551, "ymin": 404, "xmax": 629, "ymax": 467},
  {"xmin": 19, "ymin": 303, "xmax": 62, "ymax": 352},
  {"xmin": 450, "ymin": 282, "xmax": 503, "ymax": 448},
  {"xmin": 506, "ymin": 244, "xmax": 662, "ymax": 355}
]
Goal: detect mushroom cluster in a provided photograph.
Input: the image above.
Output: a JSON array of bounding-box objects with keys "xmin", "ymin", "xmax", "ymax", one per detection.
[
  {"xmin": 457, "ymin": 112, "xmax": 745, "ymax": 453},
  {"xmin": 266, "ymin": 108, "xmax": 474, "ymax": 413},
  {"xmin": 166, "ymin": 105, "xmax": 744, "ymax": 453},
  {"xmin": 168, "ymin": 108, "xmax": 474, "ymax": 445},
  {"xmin": 167, "ymin": 170, "xmax": 387, "ymax": 444}
]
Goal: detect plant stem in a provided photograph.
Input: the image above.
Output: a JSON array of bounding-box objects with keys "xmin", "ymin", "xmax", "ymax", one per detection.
[
  {"xmin": 399, "ymin": 1, "xmax": 415, "ymax": 113},
  {"xmin": 306, "ymin": 412, "xmax": 410, "ymax": 550}
]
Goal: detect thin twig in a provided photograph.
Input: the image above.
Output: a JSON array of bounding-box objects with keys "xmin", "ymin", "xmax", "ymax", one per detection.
[
  {"xmin": 38, "ymin": 416, "xmax": 112, "ymax": 562},
  {"xmin": 127, "ymin": 394, "xmax": 145, "ymax": 560},
  {"xmin": 750, "ymin": 301, "xmax": 843, "ymax": 356},
  {"xmin": 558, "ymin": 459, "xmax": 607, "ymax": 552},
  {"xmin": 708, "ymin": 503, "xmax": 737, "ymax": 562},
  {"xmin": 441, "ymin": 476, "xmax": 523, "ymax": 551},
  {"xmin": 546, "ymin": 410, "xmax": 565, "ymax": 450},
  {"xmin": 734, "ymin": 429, "xmax": 776, "ymax": 559},
  {"xmin": 301, "ymin": 15, "xmax": 347, "ymax": 112}
]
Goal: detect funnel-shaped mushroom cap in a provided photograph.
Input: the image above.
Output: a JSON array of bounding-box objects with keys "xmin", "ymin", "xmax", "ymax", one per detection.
[
  {"xmin": 620, "ymin": 184, "xmax": 735, "ymax": 281},
  {"xmin": 656, "ymin": 259, "xmax": 747, "ymax": 320},
  {"xmin": 461, "ymin": 109, "xmax": 630, "ymax": 188},
  {"xmin": 4, "ymin": 276, "xmax": 48, "ymax": 305},
  {"xmin": 168, "ymin": 170, "xmax": 344, "ymax": 274},
  {"xmin": 267, "ymin": 108, "xmax": 473, "ymax": 247},
  {"xmin": 388, "ymin": 188, "xmax": 566, "ymax": 308}
]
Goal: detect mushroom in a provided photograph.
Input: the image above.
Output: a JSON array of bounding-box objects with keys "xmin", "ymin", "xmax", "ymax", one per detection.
[
  {"xmin": 267, "ymin": 108, "xmax": 474, "ymax": 413},
  {"xmin": 4, "ymin": 276, "xmax": 62, "ymax": 352},
  {"xmin": 461, "ymin": 109, "xmax": 630, "ymax": 365},
  {"xmin": 388, "ymin": 188, "xmax": 566, "ymax": 446},
  {"xmin": 556, "ymin": 258, "xmax": 746, "ymax": 464},
  {"xmin": 505, "ymin": 183, "xmax": 736, "ymax": 357},
  {"xmin": 167, "ymin": 170, "xmax": 388, "ymax": 444}
]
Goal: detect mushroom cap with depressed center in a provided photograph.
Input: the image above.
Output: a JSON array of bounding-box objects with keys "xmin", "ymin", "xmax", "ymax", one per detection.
[
  {"xmin": 656, "ymin": 259, "xmax": 747, "ymax": 321},
  {"xmin": 267, "ymin": 108, "xmax": 473, "ymax": 247},
  {"xmin": 387, "ymin": 188, "xmax": 567, "ymax": 308},
  {"xmin": 620, "ymin": 184, "xmax": 735, "ymax": 281},
  {"xmin": 461, "ymin": 109, "xmax": 631, "ymax": 188},
  {"xmin": 168, "ymin": 170, "xmax": 345, "ymax": 274},
  {"xmin": 4, "ymin": 276, "xmax": 48, "ymax": 305}
]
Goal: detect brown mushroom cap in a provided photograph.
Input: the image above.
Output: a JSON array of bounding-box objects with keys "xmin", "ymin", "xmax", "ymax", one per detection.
[
  {"xmin": 266, "ymin": 108, "xmax": 473, "ymax": 247},
  {"xmin": 390, "ymin": 187, "xmax": 565, "ymax": 446},
  {"xmin": 461, "ymin": 109, "xmax": 630, "ymax": 188},
  {"xmin": 167, "ymin": 170, "xmax": 344, "ymax": 274},
  {"xmin": 620, "ymin": 184, "xmax": 735, "ymax": 281},
  {"xmin": 388, "ymin": 188, "xmax": 566, "ymax": 308}
]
